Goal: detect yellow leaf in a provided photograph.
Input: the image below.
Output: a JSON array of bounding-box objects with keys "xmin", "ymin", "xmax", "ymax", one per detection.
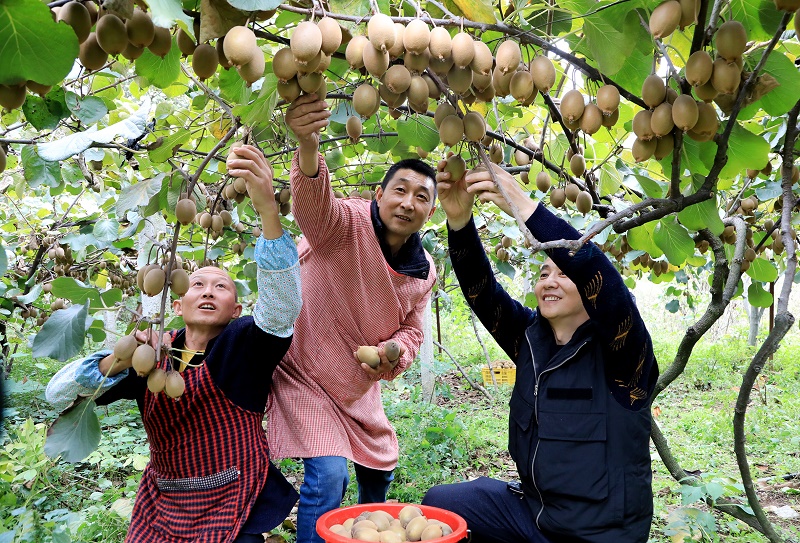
[
  {"xmin": 451, "ymin": 0, "xmax": 496, "ymax": 23},
  {"xmin": 211, "ymin": 116, "xmax": 233, "ymax": 140}
]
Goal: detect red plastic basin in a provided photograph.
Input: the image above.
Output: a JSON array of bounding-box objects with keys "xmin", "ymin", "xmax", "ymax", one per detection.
[{"xmin": 316, "ymin": 502, "xmax": 468, "ymax": 542}]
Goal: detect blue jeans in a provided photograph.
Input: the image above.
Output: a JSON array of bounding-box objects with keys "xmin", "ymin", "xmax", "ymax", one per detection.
[{"xmin": 296, "ymin": 456, "xmax": 394, "ymax": 543}]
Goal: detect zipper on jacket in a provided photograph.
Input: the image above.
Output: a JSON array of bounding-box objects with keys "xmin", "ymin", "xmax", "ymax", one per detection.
[{"xmin": 527, "ymin": 335, "xmax": 588, "ymax": 529}]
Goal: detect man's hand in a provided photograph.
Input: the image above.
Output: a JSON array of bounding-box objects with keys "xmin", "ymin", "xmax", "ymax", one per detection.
[
  {"xmin": 464, "ymin": 162, "xmax": 538, "ymax": 222},
  {"xmin": 285, "ymin": 94, "xmax": 330, "ymax": 150},
  {"xmin": 354, "ymin": 342, "xmax": 406, "ymax": 377},
  {"xmin": 226, "ymin": 145, "xmax": 284, "ymax": 239},
  {"xmin": 436, "ymin": 152, "xmax": 475, "ymax": 231}
]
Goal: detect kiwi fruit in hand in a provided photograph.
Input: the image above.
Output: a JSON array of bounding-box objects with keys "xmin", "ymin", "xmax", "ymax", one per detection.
[{"xmin": 356, "ymin": 345, "xmax": 381, "ymax": 368}]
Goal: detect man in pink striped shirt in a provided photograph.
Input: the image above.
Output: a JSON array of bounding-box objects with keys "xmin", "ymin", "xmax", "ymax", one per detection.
[{"xmin": 268, "ymin": 93, "xmax": 437, "ymax": 543}]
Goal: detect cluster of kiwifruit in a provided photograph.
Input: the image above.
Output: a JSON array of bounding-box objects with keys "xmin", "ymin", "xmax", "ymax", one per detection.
[
  {"xmin": 137, "ymin": 260, "xmax": 190, "ymax": 298},
  {"xmin": 432, "ymin": 103, "xmax": 487, "ymax": 148},
  {"xmin": 113, "ymin": 334, "xmax": 185, "ymax": 398},
  {"xmin": 558, "ymin": 85, "xmax": 621, "ymax": 135},
  {"xmin": 328, "ymin": 505, "xmax": 453, "ymax": 541},
  {"xmin": 273, "ymin": 17, "xmax": 341, "ymax": 103},
  {"xmin": 492, "ymin": 235, "xmax": 514, "ymax": 262},
  {"xmin": 355, "ymin": 339, "xmax": 401, "ymax": 369},
  {"xmin": 489, "ymin": 359, "xmax": 515, "ymax": 369}
]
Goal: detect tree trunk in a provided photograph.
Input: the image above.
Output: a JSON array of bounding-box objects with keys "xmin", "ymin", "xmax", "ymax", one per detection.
[
  {"xmin": 746, "ymin": 302, "xmax": 765, "ymax": 346},
  {"xmin": 420, "ymin": 296, "xmax": 435, "ymax": 403}
]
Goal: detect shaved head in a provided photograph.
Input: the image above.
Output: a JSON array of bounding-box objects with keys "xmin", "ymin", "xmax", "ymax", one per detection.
[{"xmin": 189, "ymin": 267, "xmax": 237, "ymax": 301}]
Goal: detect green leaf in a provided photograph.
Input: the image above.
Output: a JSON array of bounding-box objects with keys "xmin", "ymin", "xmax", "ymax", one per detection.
[
  {"xmin": 452, "ymin": 0, "xmax": 495, "ymax": 23},
  {"xmin": 326, "ymin": 0, "xmax": 370, "ymax": 32},
  {"xmin": 22, "ymin": 145, "xmax": 62, "ymax": 188},
  {"xmin": 654, "ymin": 216, "xmax": 695, "ymax": 266},
  {"xmin": 677, "ymin": 198, "xmax": 725, "ymax": 235},
  {"xmin": 566, "ymin": 0, "xmax": 639, "ymax": 76},
  {"xmin": 720, "ymin": 123, "xmax": 770, "ymax": 178},
  {"xmin": 100, "ymin": 288, "xmax": 123, "ymax": 308},
  {"xmin": 0, "ymin": 241, "xmax": 7, "ymax": 276},
  {"xmin": 759, "ymin": 52, "xmax": 800, "ymax": 117},
  {"xmin": 397, "ymin": 116, "xmax": 440, "ymax": 152},
  {"xmin": 51, "ymin": 276, "xmax": 106, "ymax": 308},
  {"xmin": 21, "ymin": 95, "xmax": 59, "ymax": 130},
  {"xmin": 729, "ymin": 0, "xmax": 783, "ymax": 42},
  {"xmin": 634, "ymin": 174, "xmax": 665, "ymax": 199},
  {"xmin": 627, "ymin": 221, "xmax": 663, "ymax": 258},
  {"xmin": 226, "ymin": 0, "xmax": 281, "ymax": 10},
  {"xmin": 219, "ymin": 66, "xmax": 252, "ymax": 105},
  {"xmin": 241, "ymin": 74, "xmax": 279, "ymax": 128},
  {"xmin": 44, "ymin": 399, "xmax": 101, "ymax": 463},
  {"xmin": 747, "ymin": 282, "xmax": 773, "ymax": 308},
  {"xmin": 66, "ymin": 93, "xmax": 108, "ymax": 125},
  {"xmin": 0, "ymin": 0, "xmax": 79, "ymax": 86},
  {"xmin": 149, "ymin": 129, "xmax": 191, "ymax": 163},
  {"xmin": 599, "ymin": 163, "xmax": 622, "ymax": 196},
  {"xmin": 135, "ymin": 37, "xmax": 181, "ymax": 88},
  {"xmin": 145, "ymin": 0, "xmax": 194, "ymax": 30},
  {"xmin": 31, "ymin": 302, "xmax": 90, "ymax": 361},
  {"xmin": 496, "ymin": 259, "xmax": 516, "ymax": 279},
  {"xmin": 116, "ymin": 174, "xmax": 167, "ymax": 217},
  {"xmin": 746, "ymin": 257, "xmax": 778, "ymax": 283},
  {"xmin": 93, "ymin": 219, "xmax": 120, "ymax": 242}
]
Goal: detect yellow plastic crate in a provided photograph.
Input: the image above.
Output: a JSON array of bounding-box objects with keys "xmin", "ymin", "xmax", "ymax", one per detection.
[{"xmin": 482, "ymin": 367, "xmax": 517, "ymax": 386}]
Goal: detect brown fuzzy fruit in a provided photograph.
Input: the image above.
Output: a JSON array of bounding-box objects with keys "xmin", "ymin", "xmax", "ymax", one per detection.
[
  {"xmin": 148, "ymin": 26, "xmax": 172, "ymax": 58},
  {"xmin": 403, "ymin": 19, "xmax": 430, "ymax": 55},
  {"xmin": 451, "ymin": 32, "xmax": 475, "ymax": 68},
  {"xmin": 560, "ymin": 89, "xmax": 585, "ymax": 122},
  {"xmin": 510, "ymin": 70, "xmax": 534, "ymax": 102},
  {"xmin": 132, "ymin": 344, "xmax": 156, "ymax": 377},
  {"xmin": 177, "ymin": 28, "xmax": 196, "ymax": 56},
  {"xmin": 353, "ymin": 83, "xmax": 380, "ymax": 117},
  {"xmin": 693, "ymin": 78, "xmax": 719, "ymax": 102},
  {"xmin": 496, "ymin": 40, "xmax": 521, "ymax": 74},
  {"xmin": 356, "ymin": 345, "xmax": 381, "ymax": 368},
  {"xmin": 403, "ymin": 47, "xmax": 430, "ymax": 74},
  {"xmin": 715, "ymin": 20, "xmax": 747, "ymax": 62},
  {"xmin": 679, "ymin": 0, "xmax": 700, "ymax": 28},
  {"xmin": 580, "ymin": 103, "xmax": 603, "ymax": 134},
  {"xmin": 277, "ymin": 77, "xmax": 301, "ymax": 102},
  {"xmin": 192, "ymin": 44, "xmax": 219, "ymax": 80},
  {"xmin": 489, "ymin": 143, "xmax": 504, "ymax": 164},
  {"xmin": 126, "ymin": 9, "xmax": 155, "ymax": 48},
  {"xmin": 470, "ymin": 41, "xmax": 493, "ymax": 76},
  {"xmin": 654, "ymin": 134, "xmax": 675, "ymax": 160},
  {"xmin": 0, "ymin": 147, "xmax": 6, "ymax": 174},
  {"xmin": 685, "ymin": 50, "xmax": 713, "ymax": 86},
  {"xmin": 175, "ymin": 198, "xmax": 196, "ymax": 225},
  {"xmin": 596, "ymin": 85, "xmax": 620, "ymax": 115},
  {"xmin": 711, "ymin": 57, "xmax": 741, "ymax": 95},
  {"xmin": 406, "ymin": 75, "xmax": 428, "ymax": 105},
  {"xmin": 122, "ymin": 42, "xmax": 144, "ymax": 61},
  {"xmin": 291, "ymin": 21, "xmax": 323, "ymax": 65},
  {"xmin": 642, "ymin": 74, "xmax": 666, "ymax": 108},
  {"xmin": 273, "ymin": 47, "xmax": 298, "ymax": 82},
  {"xmin": 387, "ymin": 23, "xmax": 406, "ymax": 59},
  {"xmin": 439, "ymin": 115, "xmax": 464, "ymax": 147},
  {"xmin": 447, "ymin": 65, "xmax": 473, "ymax": 95},
  {"xmin": 225, "ymin": 26, "xmax": 257, "ymax": 66},
  {"xmin": 0, "ymin": 84, "xmax": 26, "ymax": 110},
  {"xmin": 429, "ymin": 27, "xmax": 452, "ymax": 60},
  {"xmin": 147, "ymin": 368, "xmax": 167, "ymax": 393},
  {"xmin": 367, "ymin": 13, "xmax": 395, "ymax": 52},
  {"xmin": 444, "ymin": 154, "xmax": 466, "ymax": 180},
  {"xmin": 649, "ymin": 0, "xmax": 682, "ymax": 39},
  {"xmin": 317, "ymin": 17, "xmax": 342, "ymax": 55},
  {"xmin": 364, "ymin": 44, "xmax": 390, "ymax": 77},
  {"xmin": 434, "ymin": 103, "xmax": 456, "ymax": 128},
  {"xmin": 79, "ymin": 33, "xmax": 109, "ymax": 71},
  {"xmin": 530, "ymin": 56, "xmax": 555, "ymax": 94},
  {"xmin": 96, "ymin": 14, "xmax": 128, "ymax": 55},
  {"xmin": 693, "ymin": 101, "xmax": 719, "ymax": 138},
  {"xmin": 143, "ymin": 267, "xmax": 166, "ymax": 296},
  {"xmin": 237, "ymin": 51, "xmax": 265, "ymax": 85},
  {"xmin": 383, "ymin": 64, "xmax": 411, "ymax": 94},
  {"xmin": 384, "ymin": 340, "xmax": 401, "ymax": 362},
  {"xmin": 650, "ymin": 102, "xmax": 675, "ymax": 137},
  {"xmin": 165, "ymin": 371, "xmax": 185, "ymax": 398},
  {"xmin": 672, "ymin": 95, "xmax": 698, "ymax": 131},
  {"xmin": 633, "ymin": 110, "xmax": 655, "ymax": 141},
  {"xmin": 550, "ymin": 188, "xmax": 567, "ymax": 208},
  {"xmin": 346, "ymin": 35, "xmax": 369, "ymax": 69},
  {"xmin": 170, "ymin": 268, "xmax": 190, "ymax": 296},
  {"xmin": 569, "ymin": 154, "xmax": 586, "ymax": 177},
  {"xmin": 58, "ymin": 1, "xmax": 91, "ymax": 43},
  {"xmin": 114, "ymin": 335, "xmax": 138, "ymax": 361},
  {"xmin": 576, "ymin": 191, "xmax": 593, "ymax": 214},
  {"xmin": 535, "ymin": 171, "xmax": 551, "ymax": 192},
  {"xmin": 346, "ymin": 115, "xmax": 362, "ymax": 141},
  {"xmin": 463, "ymin": 111, "xmax": 487, "ymax": 142},
  {"xmin": 632, "ymin": 137, "xmax": 657, "ymax": 162},
  {"xmin": 514, "ymin": 149, "xmax": 531, "ymax": 166}
]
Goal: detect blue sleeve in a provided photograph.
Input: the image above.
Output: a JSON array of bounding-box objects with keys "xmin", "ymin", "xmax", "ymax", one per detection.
[
  {"xmin": 45, "ymin": 350, "xmax": 129, "ymax": 412},
  {"xmin": 253, "ymin": 231, "xmax": 302, "ymax": 338}
]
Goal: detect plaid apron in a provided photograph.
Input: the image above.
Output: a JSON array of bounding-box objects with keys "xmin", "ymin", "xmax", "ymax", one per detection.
[{"xmin": 126, "ymin": 331, "xmax": 269, "ymax": 543}]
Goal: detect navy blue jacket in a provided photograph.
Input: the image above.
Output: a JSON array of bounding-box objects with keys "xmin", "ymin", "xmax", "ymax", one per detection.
[{"xmin": 449, "ymin": 205, "xmax": 658, "ymax": 543}]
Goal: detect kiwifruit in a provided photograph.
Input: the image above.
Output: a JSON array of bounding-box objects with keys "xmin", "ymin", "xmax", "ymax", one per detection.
[
  {"xmin": 576, "ymin": 191, "xmax": 593, "ymax": 214},
  {"xmin": 388, "ymin": 23, "xmax": 406, "ymax": 58},
  {"xmin": 218, "ymin": 210, "xmax": 232, "ymax": 227},
  {"xmin": 447, "ymin": 65, "xmax": 473, "ymax": 95},
  {"xmin": 679, "ymin": 0, "xmax": 700, "ymax": 28},
  {"xmin": 654, "ymin": 134, "xmax": 675, "ymax": 159},
  {"xmin": 367, "ymin": 13, "xmax": 395, "ymax": 52},
  {"xmin": 642, "ymin": 74, "xmax": 666, "ymax": 108},
  {"xmin": 420, "ymin": 525, "xmax": 443, "ymax": 540},
  {"xmin": 296, "ymin": 71, "xmax": 320, "ymax": 93},
  {"xmin": 165, "ymin": 370, "xmax": 185, "ymax": 398},
  {"xmin": 445, "ymin": 154, "xmax": 466, "ymax": 180},
  {"xmin": 428, "ymin": 26, "xmax": 452, "ymax": 60},
  {"xmin": 176, "ymin": 28, "xmax": 196, "ymax": 56},
  {"xmin": 148, "ymin": 26, "xmax": 172, "ymax": 58},
  {"xmin": 650, "ymin": 102, "xmax": 674, "ymax": 137},
  {"xmin": 403, "ymin": 47, "xmax": 430, "ymax": 74},
  {"xmin": 473, "ymin": 83, "xmax": 496, "ymax": 103},
  {"xmin": 495, "ymin": 40, "xmax": 521, "ymax": 74},
  {"xmin": 175, "ymin": 198, "xmax": 196, "ymax": 225},
  {"xmin": 526, "ymin": 56, "xmax": 554, "ymax": 95},
  {"xmin": 269, "ymin": 47, "xmax": 297, "ymax": 83},
  {"xmin": 550, "ymin": 187, "xmax": 567, "ymax": 208},
  {"xmin": 715, "ymin": 20, "xmax": 747, "ymax": 62},
  {"xmin": 0, "ymin": 84, "xmax": 26, "ymax": 110},
  {"xmin": 122, "ymin": 42, "xmax": 144, "ymax": 60},
  {"xmin": 632, "ymin": 137, "xmax": 657, "ymax": 162},
  {"xmin": 470, "ymin": 71, "xmax": 492, "ymax": 93},
  {"xmin": 633, "ymin": 109, "xmax": 655, "ymax": 140},
  {"xmin": 439, "ymin": 115, "xmax": 464, "ymax": 147},
  {"xmin": 693, "ymin": 78, "xmax": 719, "ymax": 102},
  {"xmin": 25, "ymin": 82, "xmax": 51, "ymax": 97},
  {"xmin": 434, "ymin": 102, "xmax": 456, "ymax": 128},
  {"xmin": 224, "ymin": 26, "xmax": 257, "ymax": 66},
  {"xmin": 132, "ymin": 344, "xmax": 156, "ymax": 376},
  {"xmin": 145, "ymin": 368, "xmax": 166, "ymax": 393},
  {"xmin": 596, "ymin": 85, "xmax": 620, "ymax": 115},
  {"xmin": 423, "ymin": 74, "xmax": 440, "ymax": 99},
  {"xmin": 114, "ymin": 335, "xmax": 138, "ymax": 361},
  {"xmin": 343, "ymin": 39, "xmax": 368, "ymax": 73},
  {"xmin": 291, "ymin": 21, "xmax": 323, "ymax": 65},
  {"xmin": 535, "ymin": 171, "xmax": 551, "ymax": 192},
  {"xmin": 237, "ymin": 50, "xmax": 265, "ymax": 85},
  {"xmin": 580, "ymin": 103, "xmax": 603, "ymax": 134},
  {"xmin": 78, "ymin": 33, "xmax": 109, "ymax": 71},
  {"xmin": 379, "ymin": 83, "xmax": 405, "ymax": 108},
  {"xmin": 451, "ymin": 32, "xmax": 475, "ymax": 68},
  {"xmin": 191, "ymin": 44, "xmax": 219, "ymax": 80},
  {"xmin": 143, "ymin": 267, "xmax": 166, "ymax": 296},
  {"xmin": 489, "ymin": 142, "xmax": 504, "ymax": 164},
  {"xmin": 406, "ymin": 75, "xmax": 428, "ymax": 105},
  {"xmin": 491, "ymin": 66, "xmax": 512, "ymax": 97},
  {"xmin": 711, "ymin": 57, "xmax": 740, "ymax": 94},
  {"xmin": 169, "ymin": 268, "xmax": 190, "ymax": 296},
  {"xmin": 429, "ymin": 55, "xmax": 453, "ymax": 77},
  {"xmin": 666, "ymin": 86, "xmax": 679, "ymax": 104},
  {"xmin": 57, "ymin": 1, "xmax": 91, "ymax": 43},
  {"xmin": 346, "ymin": 115, "xmax": 362, "ymax": 141},
  {"xmin": 404, "ymin": 19, "xmax": 430, "ymax": 55},
  {"xmin": 356, "ymin": 345, "xmax": 381, "ymax": 368},
  {"xmin": 317, "ymin": 17, "xmax": 342, "ymax": 55},
  {"xmin": 383, "ymin": 64, "xmax": 411, "ymax": 94},
  {"xmin": 363, "ymin": 44, "xmax": 390, "ymax": 77},
  {"xmin": 649, "ymin": 0, "xmax": 682, "ymax": 39},
  {"xmin": 569, "ymin": 155, "xmax": 585, "ymax": 177},
  {"xmin": 558, "ymin": 89, "xmax": 584, "ymax": 123},
  {"xmin": 685, "ymin": 50, "xmax": 713, "ymax": 86},
  {"xmin": 693, "ymin": 100, "xmax": 718, "ymax": 137},
  {"xmin": 126, "ymin": 9, "xmax": 154, "ymax": 48},
  {"xmin": 96, "ymin": 14, "xmax": 128, "ymax": 55},
  {"xmin": 0, "ymin": 147, "xmax": 6, "ymax": 173},
  {"xmin": 469, "ymin": 41, "xmax": 493, "ymax": 76},
  {"xmin": 212, "ymin": 37, "xmax": 232, "ymax": 69},
  {"xmin": 275, "ymin": 77, "xmax": 298, "ymax": 101},
  {"xmin": 353, "ymin": 83, "xmax": 379, "ymax": 117},
  {"xmin": 514, "ymin": 148, "xmax": 531, "ymax": 166},
  {"xmin": 509, "ymin": 70, "xmax": 534, "ymax": 102},
  {"xmin": 774, "ymin": 0, "xmax": 800, "ymax": 8},
  {"xmin": 461, "ymin": 111, "xmax": 485, "ymax": 142}
]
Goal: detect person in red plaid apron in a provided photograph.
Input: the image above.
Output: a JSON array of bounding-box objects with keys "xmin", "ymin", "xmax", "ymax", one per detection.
[{"xmin": 46, "ymin": 145, "xmax": 302, "ymax": 543}]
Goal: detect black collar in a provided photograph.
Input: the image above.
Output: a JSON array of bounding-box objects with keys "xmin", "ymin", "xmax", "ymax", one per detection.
[{"xmin": 370, "ymin": 199, "xmax": 430, "ymax": 280}]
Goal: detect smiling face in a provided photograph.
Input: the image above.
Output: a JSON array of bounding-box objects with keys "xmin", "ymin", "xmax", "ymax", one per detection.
[
  {"xmin": 534, "ymin": 258, "xmax": 589, "ymax": 329},
  {"xmin": 375, "ymin": 168, "xmax": 436, "ymax": 247},
  {"xmin": 173, "ymin": 267, "xmax": 242, "ymax": 335}
]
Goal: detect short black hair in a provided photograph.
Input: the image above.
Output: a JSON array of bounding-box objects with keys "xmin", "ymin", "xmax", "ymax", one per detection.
[{"xmin": 381, "ymin": 158, "xmax": 437, "ymax": 198}]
